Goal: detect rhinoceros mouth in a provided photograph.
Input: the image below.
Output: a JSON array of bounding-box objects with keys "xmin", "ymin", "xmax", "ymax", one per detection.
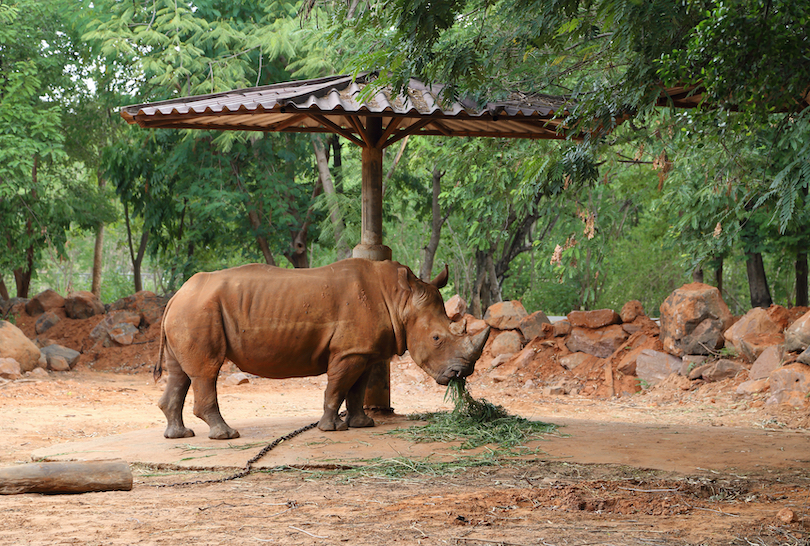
[{"xmin": 435, "ymin": 364, "xmax": 472, "ymax": 386}]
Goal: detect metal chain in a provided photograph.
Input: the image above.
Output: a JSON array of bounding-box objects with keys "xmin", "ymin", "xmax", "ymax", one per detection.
[{"xmin": 148, "ymin": 421, "xmax": 319, "ymax": 488}]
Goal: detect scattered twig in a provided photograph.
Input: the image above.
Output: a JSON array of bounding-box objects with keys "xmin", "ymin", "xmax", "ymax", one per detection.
[
  {"xmin": 617, "ymin": 487, "xmax": 680, "ymax": 493},
  {"xmin": 691, "ymin": 506, "xmax": 740, "ymax": 517},
  {"xmin": 288, "ymin": 526, "xmax": 327, "ymax": 539}
]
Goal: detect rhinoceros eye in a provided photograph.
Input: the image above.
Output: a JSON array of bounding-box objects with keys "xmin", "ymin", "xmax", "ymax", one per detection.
[{"xmin": 432, "ymin": 334, "xmax": 441, "ymax": 342}]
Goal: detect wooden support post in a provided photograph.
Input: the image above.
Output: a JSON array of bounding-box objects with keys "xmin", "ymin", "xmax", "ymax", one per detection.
[
  {"xmin": 0, "ymin": 459, "xmax": 133, "ymax": 494},
  {"xmin": 354, "ymin": 116, "xmax": 393, "ymax": 411}
]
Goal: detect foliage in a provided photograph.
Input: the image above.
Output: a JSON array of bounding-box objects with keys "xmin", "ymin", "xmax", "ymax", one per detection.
[{"xmin": 389, "ymin": 378, "xmax": 558, "ymax": 451}]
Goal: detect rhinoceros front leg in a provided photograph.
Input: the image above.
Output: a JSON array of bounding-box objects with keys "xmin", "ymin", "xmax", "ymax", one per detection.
[
  {"xmin": 191, "ymin": 376, "xmax": 240, "ymax": 440},
  {"xmin": 319, "ymin": 356, "xmax": 372, "ymax": 431},
  {"xmin": 158, "ymin": 353, "xmax": 195, "ymax": 439}
]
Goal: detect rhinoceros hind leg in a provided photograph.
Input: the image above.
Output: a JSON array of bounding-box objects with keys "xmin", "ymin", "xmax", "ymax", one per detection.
[
  {"xmin": 158, "ymin": 356, "xmax": 196, "ymax": 439},
  {"xmin": 190, "ymin": 376, "xmax": 240, "ymax": 440},
  {"xmin": 317, "ymin": 414, "xmax": 348, "ymax": 431},
  {"xmin": 345, "ymin": 368, "xmax": 375, "ymax": 428}
]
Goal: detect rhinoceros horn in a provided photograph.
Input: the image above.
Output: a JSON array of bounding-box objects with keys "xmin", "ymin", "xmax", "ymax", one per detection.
[{"xmin": 464, "ymin": 326, "xmax": 491, "ymax": 362}]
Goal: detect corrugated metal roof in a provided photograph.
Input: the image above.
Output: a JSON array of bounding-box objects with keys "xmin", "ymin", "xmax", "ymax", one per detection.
[{"xmin": 120, "ymin": 73, "xmax": 575, "ymax": 147}]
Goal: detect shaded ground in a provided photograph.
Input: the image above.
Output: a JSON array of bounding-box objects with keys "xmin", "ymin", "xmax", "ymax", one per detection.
[{"xmin": 2, "ymin": 368, "xmax": 810, "ymax": 545}]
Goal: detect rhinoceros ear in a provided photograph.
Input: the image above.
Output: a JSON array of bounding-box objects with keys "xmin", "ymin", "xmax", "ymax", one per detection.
[
  {"xmin": 397, "ymin": 266, "xmax": 412, "ymax": 293},
  {"xmin": 430, "ymin": 264, "xmax": 449, "ymax": 289}
]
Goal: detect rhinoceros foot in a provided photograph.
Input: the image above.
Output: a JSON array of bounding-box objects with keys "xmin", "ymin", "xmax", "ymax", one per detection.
[
  {"xmin": 347, "ymin": 414, "xmax": 375, "ymax": 428},
  {"xmin": 164, "ymin": 426, "xmax": 195, "ymax": 439},
  {"xmin": 318, "ymin": 415, "xmax": 349, "ymax": 431},
  {"xmin": 208, "ymin": 425, "xmax": 240, "ymax": 440}
]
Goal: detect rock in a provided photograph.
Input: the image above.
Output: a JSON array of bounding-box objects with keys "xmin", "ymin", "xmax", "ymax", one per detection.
[
  {"xmin": 490, "ymin": 331, "xmax": 523, "ymax": 357},
  {"xmin": 567, "ymin": 309, "xmax": 621, "ymax": 329},
  {"xmin": 750, "ymin": 345, "xmax": 783, "ymax": 379},
  {"xmin": 109, "ymin": 323, "xmax": 139, "ymax": 346},
  {"xmin": 544, "ymin": 384, "xmax": 565, "ymax": 395},
  {"xmin": 738, "ymin": 333, "xmax": 784, "ymax": 363},
  {"xmin": 518, "ymin": 311, "xmax": 551, "ymax": 341},
  {"xmin": 565, "ymin": 325, "xmax": 628, "ymax": 358},
  {"xmin": 40, "ymin": 344, "xmax": 81, "ymax": 370},
  {"xmin": 90, "ymin": 311, "xmax": 142, "ymax": 345},
  {"xmin": 798, "ymin": 346, "xmax": 810, "ymax": 365},
  {"xmin": 466, "ymin": 316, "xmax": 488, "ymax": 335},
  {"xmin": 484, "ymin": 301, "xmax": 528, "ymax": 330},
  {"xmin": 689, "ymin": 359, "xmax": 746, "ymax": 381},
  {"xmin": 736, "ymin": 379, "xmax": 769, "ymax": 395},
  {"xmin": 444, "ymin": 295, "xmax": 467, "ymax": 321},
  {"xmin": 620, "ymin": 300, "xmax": 646, "ymax": 323},
  {"xmin": 27, "ymin": 366, "xmax": 49, "ymax": 378},
  {"xmin": 777, "ymin": 508, "xmax": 797, "ymax": 524},
  {"xmin": 0, "ymin": 320, "xmax": 42, "ymax": 372},
  {"xmin": 767, "ymin": 363, "xmax": 810, "ymax": 407},
  {"xmin": 48, "ymin": 355, "xmax": 71, "ymax": 372},
  {"xmin": 679, "ymin": 355, "xmax": 709, "ymax": 376},
  {"xmin": 724, "ymin": 308, "xmax": 782, "ymax": 353},
  {"xmin": 109, "ymin": 290, "xmax": 167, "ymax": 326},
  {"xmin": 635, "ymin": 349, "xmax": 683, "ymax": 386},
  {"xmin": 553, "ymin": 320, "xmax": 571, "ymax": 337},
  {"xmin": 784, "ymin": 310, "xmax": 810, "ymax": 352},
  {"xmin": 35, "ymin": 311, "xmax": 61, "ymax": 335},
  {"xmin": 4, "ymin": 297, "xmax": 29, "ymax": 316},
  {"xmin": 65, "ymin": 291, "xmax": 105, "ymax": 319},
  {"xmin": 0, "ymin": 357, "xmax": 22, "ymax": 380},
  {"xmin": 767, "ymin": 305, "xmax": 791, "ymax": 330},
  {"xmin": 25, "ymin": 289, "xmax": 65, "ymax": 316},
  {"xmin": 559, "ymin": 352, "xmax": 598, "ymax": 371},
  {"xmin": 224, "ymin": 372, "xmax": 251, "ymax": 386},
  {"xmin": 659, "ymin": 283, "xmax": 733, "ymax": 356}
]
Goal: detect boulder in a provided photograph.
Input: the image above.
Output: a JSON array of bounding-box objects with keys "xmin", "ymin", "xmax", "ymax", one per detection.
[
  {"xmin": 553, "ymin": 320, "xmax": 571, "ymax": 337},
  {"xmin": 784, "ymin": 310, "xmax": 810, "ymax": 352},
  {"xmin": 90, "ymin": 311, "xmax": 142, "ymax": 346},
  {"xmin": 466, "ymin": 316, "xmax": 488, "ymax": 335},
  {"xmin": 48, "ymin": 355, "xmax": 71, "ymax": 372},
  {"xmin": 27, "ymin": 366, "xmax": 49, "ymax": 378},
  {"xmin": 65, "ymin": 291, "xmax": 105, "ymax": 319},
  {"xmin": 484, "ymin": 301, "xmax": 528, "ymax": 330},
  {"xmin": 223, "ymin": 372, "xmax": 251, "ymax": 386},
  {"xmin": 615, "ymin": 335, "xmax": 658, "ymax": 376},
  {"xmin": 4, "ymin": 297, "xmax": 29, "ymax": 316},
  {"xmin": 620, "ymin": 300, "xmax": 646, "ymax": 323},
  {"xmin": 737, "ymin": 332, "xmax": 783, "ymax": 363},
  {"xmin": 736, "ymin": 378, "xmax": 769, "ymax": 395},
  {"xmin": 489, "ymin": 331, "xmax": 523, "ymax": 357},
  {"xmin": 559, "ymin": 352, "xmax": 598, "ymax": 371},
  {"xmin": 798, "ymin": 346, "xmax": 810, "ymax": 366},
  {"xmin": 688, "ymin": 359, "xmax": 746, "ymax": 381},
  {"xmin": 749, "ymin": 345, "xmax": 783, "ymax": 380},
  {"xmin": 659, "ymin": 283, "xmax": 733, "ymax": 356},
  {"xmin": 767, "ymin": 364, "xmax": 810, "ymax": 407},
  {"xmin": 565, "ymin": 325, "xmax": 628, "ymax": 358},
  {"xmin": 109, "ymin": 323, "xmax": 139, "ymax": 346},
  {"xmin": 109, "ymin": 290, "xmax": 167, "ymax": 326},
  {"xmin": 518, "ymin": 311, "xmax": 551, "ymax": 341},
  {"xmin": 567, "ymin": 309, "xmax": 621, "ymax": 329},
  {"xmin": 680, "ymin": 355, "xmax": 709, "ymax": 376},
  {"xmin": 35, "ymin": 311, "xmax": 61, "ymax": 335},
  {"xmin": 0, "ymin": 357, "xmax": 22, "ymax": 380},
  {"xmin": 25, "ymin": 289, "xmax": 65, "ymax": 316},
  {"xmin": 635, "ymin": 349, "xmax": 682, "ymax": 386},
  {"xmin": 40, "ymin": 344, "xmax": 81, "ymax": 370},
  {"xmin": 444, "ymin": 295, "xmax": 467, "ymax": 321},
  {"xmin": 0, "ymin": 320, "xmax": 42, "ymax": 372},
  {"xmin": 724, "ymin": 308, "xmax": 782, "ymax": 353}
]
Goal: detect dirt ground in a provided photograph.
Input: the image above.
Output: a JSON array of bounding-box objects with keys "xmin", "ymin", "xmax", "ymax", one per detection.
[{"xmin": 2, "ymin": 355, "xmax": 810, "ymax": 546}]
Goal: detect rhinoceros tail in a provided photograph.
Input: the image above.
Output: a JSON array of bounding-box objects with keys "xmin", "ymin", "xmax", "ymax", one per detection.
[{"xmin": 154, "ymin": 296, "xmax": 172, "ymax": 382}]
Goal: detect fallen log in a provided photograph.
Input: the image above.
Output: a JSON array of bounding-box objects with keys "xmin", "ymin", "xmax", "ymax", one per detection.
[{"xmin": 0, "ymin": 459, "xmax": 133, "ymax": 494}]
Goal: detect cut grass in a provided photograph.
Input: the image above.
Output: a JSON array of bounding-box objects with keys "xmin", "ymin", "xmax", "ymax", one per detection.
[{"xmin": 386, "ymin": 378, "xmax": 559, "ymax": 451}]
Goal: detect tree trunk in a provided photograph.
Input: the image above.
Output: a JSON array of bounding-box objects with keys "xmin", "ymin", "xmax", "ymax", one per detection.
[
  {"xmin": 692, "ymin": 266, "xmax": 704, "ymax": 283},
  {"xmin": 745, "ymin": 252, "xmax": 773, "ymax": 308},
  {"xmin": 419, "ymin": 166, "xmax": 444, "ymax": 281},
  {"xmin": 124, "ymin": 201, "xmax": 149, "ymax": 293},
  {"xmin": 313, "ymin": 135, "xmax": 350, "ymax": 259},
  {"xmin": 714, "ymin": 257, "xmax": 724, "ymax": 295},
  {"xmin": 90, "ymin": 175, "xmax": 107, "ymax": 297},
  {"xmin": 15, "ymin": 155, "xmax": 37, "ymax": 298},
  {"xmin": 0, "ymin": 275, "xmax": 8, "ymax": 300},
  {"xmin": 247, "ymin": 208, "xmax": 276, "ymax": 266},
  {"xmin": 796, "ymin": 251, "xmax": 808, "ymax": 307}
]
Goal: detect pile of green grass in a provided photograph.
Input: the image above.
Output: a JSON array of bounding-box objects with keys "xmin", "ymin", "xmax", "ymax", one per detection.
[{"xmin": 389, "ymin": 378, "xmax": 558, "ymax": 451}]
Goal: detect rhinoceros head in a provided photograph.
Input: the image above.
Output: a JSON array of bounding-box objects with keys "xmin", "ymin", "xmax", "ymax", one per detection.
[{"xmin": 397, "ymin": 264, "xmax": 490, "ymax": 385}]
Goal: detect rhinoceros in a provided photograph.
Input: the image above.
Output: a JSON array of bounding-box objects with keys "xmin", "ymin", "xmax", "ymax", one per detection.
[{"xmin": 155, "ymin": 258, "xmax": 490, "ymax": 439}]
